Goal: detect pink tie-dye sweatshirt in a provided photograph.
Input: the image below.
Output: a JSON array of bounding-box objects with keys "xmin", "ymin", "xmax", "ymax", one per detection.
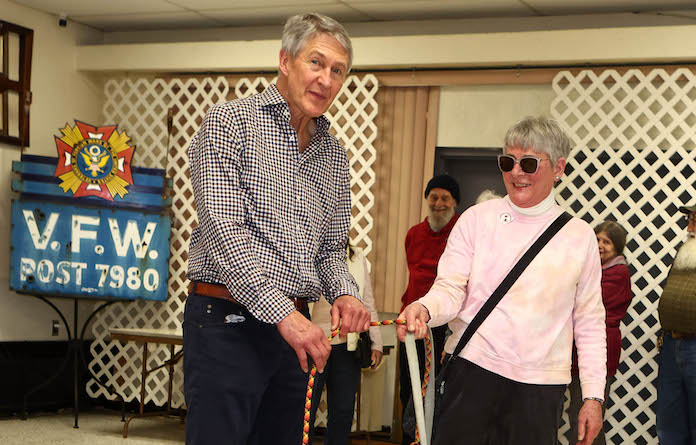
[{"xmin": 419, "ymin": 197, "xmax": 607, "ymax": 400}]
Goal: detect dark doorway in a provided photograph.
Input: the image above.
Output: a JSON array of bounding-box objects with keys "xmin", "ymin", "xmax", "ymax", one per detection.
[{"xmin": 433, "ymin": 147, "xmax": 506, "ymax": 212}]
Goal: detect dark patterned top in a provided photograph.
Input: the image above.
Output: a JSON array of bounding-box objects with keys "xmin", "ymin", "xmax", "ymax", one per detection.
[
  {"xmin": 187, "ymin": 84, "xmax": 359, "ymax": 324},
  {"xmin": 659, "ymin": 265, "xmax": 696, "ymax": 334}
]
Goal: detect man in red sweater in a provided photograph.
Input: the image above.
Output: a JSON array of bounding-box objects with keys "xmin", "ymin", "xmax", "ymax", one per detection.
[{"xmin": 399, "ymin": 174, "xmax": 460, "ymax": 445}]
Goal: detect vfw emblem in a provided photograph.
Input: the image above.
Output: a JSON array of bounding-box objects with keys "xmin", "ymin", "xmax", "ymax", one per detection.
[{"xmin": 54, "ymin": 121, "xmax": 135, "ymax": 201}]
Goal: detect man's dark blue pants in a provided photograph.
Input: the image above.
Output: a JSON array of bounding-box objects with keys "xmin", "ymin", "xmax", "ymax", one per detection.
[
  {"xmin": 657, "ymin": 333, "xmax": 696, "ymax": 445},
  {"xmin": 183, "ymin": 292, "xmax": 308, "ymax": 445}
]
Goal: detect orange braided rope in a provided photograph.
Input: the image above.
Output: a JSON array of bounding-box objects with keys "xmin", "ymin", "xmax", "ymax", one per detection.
[{"xmin": 301, "ymin": 319, "xmax": 432, "ymax": 445}]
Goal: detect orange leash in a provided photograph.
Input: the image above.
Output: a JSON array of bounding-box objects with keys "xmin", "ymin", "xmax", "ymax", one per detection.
[{"xmin": 301, "ymin": 319, "xmax": 432, "ymax": 445}]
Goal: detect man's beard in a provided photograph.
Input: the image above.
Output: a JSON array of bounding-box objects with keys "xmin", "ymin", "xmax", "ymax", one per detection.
[
  {"xmin": 428, "ymin": 207, "xmax": 456, "ymax": 232},
  {"xmin": 672, "ymin": 233, "xmax": 696, "ymax": 270}
]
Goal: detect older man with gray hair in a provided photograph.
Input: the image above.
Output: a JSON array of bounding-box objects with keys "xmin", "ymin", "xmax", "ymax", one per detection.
[
  {"xmin": 656, "ymin": 203, "xmax": 696, "ymax": 445},
  {"xmin": 398, "ymin": 116, "xmax": 607, "ymax": 445},
  {"xmin": 184, "ymin": 13, "xmax": 370, "ymax": 445}
]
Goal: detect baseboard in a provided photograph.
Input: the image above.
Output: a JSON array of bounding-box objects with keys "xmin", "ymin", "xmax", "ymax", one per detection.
[{"xmin": 0, "ymin": 340, "xmax": 92, "ymax": 416}]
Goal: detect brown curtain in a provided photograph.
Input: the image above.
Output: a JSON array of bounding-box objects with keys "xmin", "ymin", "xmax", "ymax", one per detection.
[{"xmin": 369, "ymin": 86, "xmax": 440, "ymax": 313}]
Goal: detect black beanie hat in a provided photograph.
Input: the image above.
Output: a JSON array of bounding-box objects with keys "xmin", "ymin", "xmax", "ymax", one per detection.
[{"xmin": 425, "ymin": 174, "xmax": 460, "ymax": 204}]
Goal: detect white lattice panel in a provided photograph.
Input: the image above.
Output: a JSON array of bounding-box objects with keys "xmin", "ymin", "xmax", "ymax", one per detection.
[
  {"xmin": 553, "ymin": 68, "xmax": 696, "ymax": 445},
  {"xmin": 89, "ymin": 74, "xmax": 378, "ymax": 414},
  {"xmin": 87, "ymin": 77, "xmax": 229, "ymax": 408}
]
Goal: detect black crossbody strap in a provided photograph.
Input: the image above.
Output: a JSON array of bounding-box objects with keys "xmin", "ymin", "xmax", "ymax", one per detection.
[{"xmin": 447, "ymin": 211, "xmax": 573, "ymax": 368}]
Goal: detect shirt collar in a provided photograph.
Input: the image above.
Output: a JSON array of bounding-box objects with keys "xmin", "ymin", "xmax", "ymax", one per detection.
[
  {"xmin": 259, "ymin": 84, "xmax": 331, "ymax": 135},
  {"xmin": 258, "ymin": 83, "xmax": 286, "ymax": 107}
]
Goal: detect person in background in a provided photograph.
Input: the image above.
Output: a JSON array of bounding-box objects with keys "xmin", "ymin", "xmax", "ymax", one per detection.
[
  {"xmin": 656, "ymin": 203, "xmax": 696, "ymax": 445},
  {"xmin": 308, "ymin": 244, "xmax": 383, "ymax": 445},
  {"xmin": 564, "ymin": 220, "xmax": 632, "ymax": 445},
  {"xmin": 399, "ymin": 174, "xmax": 461, "ymax": 445},
  {"xmin": 475, "ymin": 189, "xmax": 502, "ymax": 205}
]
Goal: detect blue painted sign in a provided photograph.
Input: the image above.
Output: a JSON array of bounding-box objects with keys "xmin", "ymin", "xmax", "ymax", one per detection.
[
  {"xmin": 12, "ymin": 155, "xmax": 172, "ymax": 211},
  {"xmin": 10, "ymin": 200, "xmax": 171, "ymax": 301},
  {"xmin": 10, "ymin": 122, "xmax": 172, "ymax": 302}
]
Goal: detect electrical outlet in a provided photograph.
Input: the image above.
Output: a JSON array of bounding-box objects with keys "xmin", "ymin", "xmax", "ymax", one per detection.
[{"xmin": 52, "ymin": 320, "xmax": 60, "ymax": 336}]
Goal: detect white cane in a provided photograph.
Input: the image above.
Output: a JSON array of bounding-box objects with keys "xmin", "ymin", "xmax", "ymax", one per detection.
[{"xmin": 404, "ymin": 327, "xmax": 435, "ymax": 445}]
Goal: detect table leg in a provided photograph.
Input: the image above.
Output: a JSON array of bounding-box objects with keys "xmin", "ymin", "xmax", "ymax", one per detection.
[
  {"xmin": 73, "ymin": 300, "xmax": 80, "ymax": 429},
  {"xmin": 140, "ymin": 343, "xmax": 149, "ymax": 416},
  {"xmin": 123, "ymin": 341, "xmax": 149, "ymax": 438},
  {"xmin": 120, "ymin": 341, "xmax": 184, "ymax": 438},
  {"xmin": 167, "ymin": 344, "xmax": 174, "ymax": 410}
]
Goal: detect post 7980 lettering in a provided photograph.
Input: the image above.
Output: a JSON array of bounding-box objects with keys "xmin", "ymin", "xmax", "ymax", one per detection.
[{"xmin": 15, "ymin": 208, "xmax": 167, "ymax": 298}]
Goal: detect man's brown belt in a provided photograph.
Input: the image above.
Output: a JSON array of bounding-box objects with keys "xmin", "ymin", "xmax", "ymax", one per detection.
[
  {"xmin": 669, "ymin": 330, "xmax": 696, "ymax": 340},
  {"xmin": 187, "ymin": 281, "xmax": 308, "ymax": 311}
]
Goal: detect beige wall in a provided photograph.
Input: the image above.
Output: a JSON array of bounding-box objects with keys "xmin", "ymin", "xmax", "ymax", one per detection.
[
  {"xmin": 437, "ymin": 84, "xmax": 555, "ymax": 148},
  {"xmin": 1, "ymin": 0, "xmax": 104, "ymax": 341}
]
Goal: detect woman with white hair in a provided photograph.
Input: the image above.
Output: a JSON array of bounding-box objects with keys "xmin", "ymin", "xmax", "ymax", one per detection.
[
  {"xmin": 475, "ymin": 189, "xmax": 502, "ymax": 205},
  {"xmin": 398, "ymin": 116, "xmax": 607, "ymax": 445}
]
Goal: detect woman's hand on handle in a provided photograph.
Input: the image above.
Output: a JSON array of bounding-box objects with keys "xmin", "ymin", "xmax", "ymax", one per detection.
[{"xmin": 396, "ymin": 302, "xmax": 431, "ymax": 342}]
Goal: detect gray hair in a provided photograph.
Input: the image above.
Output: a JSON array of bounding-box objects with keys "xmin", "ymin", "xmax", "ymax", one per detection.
[
  {"xmin": 503, "ymin": 116, "xmax": 571, "ymax": 162},
  {"xmin": 282, "ymin": 13, "xmax": 353, "ymax": 71},
  {"xmin": 475, "ymin": 189, "xmax": 502, "ymax": 204}
]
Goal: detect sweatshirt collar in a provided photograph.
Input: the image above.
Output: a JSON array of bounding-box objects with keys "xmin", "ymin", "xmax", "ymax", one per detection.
[{"xmin": 505, "ymin": 191, "xmax": 556, "ymax": 217}]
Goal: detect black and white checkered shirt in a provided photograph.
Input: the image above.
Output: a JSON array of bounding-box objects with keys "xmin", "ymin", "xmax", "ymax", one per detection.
[{"xmin": 187, "ymin": 84, "xmax": 360, "ymax": 324}]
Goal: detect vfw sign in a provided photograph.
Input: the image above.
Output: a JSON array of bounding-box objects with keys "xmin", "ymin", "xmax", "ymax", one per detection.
[{"xmin": 11, "ymin": 200, "xmax": 170, "ymax": 300}]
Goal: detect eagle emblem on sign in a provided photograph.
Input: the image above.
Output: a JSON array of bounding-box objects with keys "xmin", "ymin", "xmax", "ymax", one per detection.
[{"xmin": 54, "ymin": 121, "xmax": 135, "ymax": 201}]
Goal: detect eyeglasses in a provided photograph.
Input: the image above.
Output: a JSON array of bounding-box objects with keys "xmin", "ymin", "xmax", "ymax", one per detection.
[{"xmin": 497, "ymin": 154, "xmax": 552, "ymax": 174}]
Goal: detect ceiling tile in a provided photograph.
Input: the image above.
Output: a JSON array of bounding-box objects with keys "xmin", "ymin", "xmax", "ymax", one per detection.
[
  {"xmin": 659, "ymin": 9, "xmax": 696, "ymax": 19},
  {"xmin": 167, "ymin": 0, "xmax": 339, "ymax": 9},
  {"xmin": 205, "ymin": 5, "xmax": 371, "ymax": 27},
  {"xmin": 10, "ymin": 0, "xmax": 182, "ymax": 16},
  {"xmin": 70, "ymin": 11, "xmax": 224, "ymax": 32},
  {"xmin": 10, "ymin": 0, "xmax": 696, "ymax": 32},
  {"xmin": 527, "ymin": 0, "xmax": 696, "ymax": 15},
  {"xmin": 347, "ymin": 0, "xmax": 536, "ymax": 21}
]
